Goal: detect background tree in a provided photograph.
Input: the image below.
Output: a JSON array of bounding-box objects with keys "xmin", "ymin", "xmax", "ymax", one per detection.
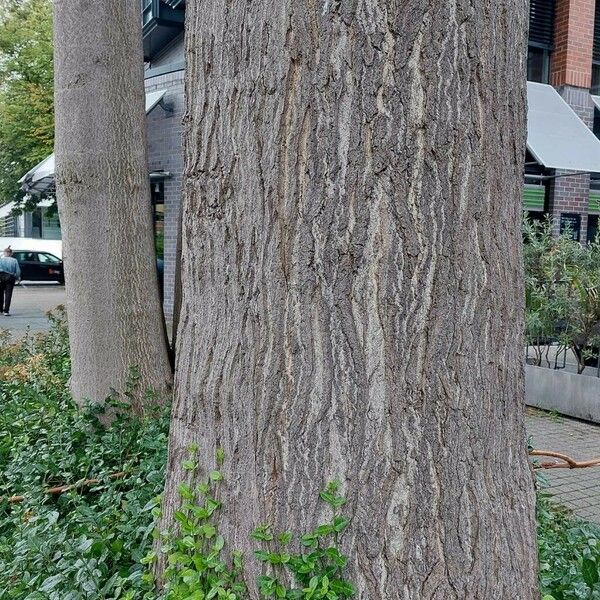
[
  {"xmin": 53, "ymin": 0, "xmax": 172, "ymax": 411},
  {"xmin": 0, "ymin": 0, "xmax": 53, "ymax": 206},
  {"xmin": 160, "ymin": 0, "xmax": 539, "ymax": 596}
]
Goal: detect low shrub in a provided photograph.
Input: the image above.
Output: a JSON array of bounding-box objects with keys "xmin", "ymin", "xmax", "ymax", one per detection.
[
  {"xmin": 537, "ymin": 490, "xmax": 600, "ymax": 599},
  {"xmin": 0, "ymin": 311, "xmax": 170, "ymax": 599}
]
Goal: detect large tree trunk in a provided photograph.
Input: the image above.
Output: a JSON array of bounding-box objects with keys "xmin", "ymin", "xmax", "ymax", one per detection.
[
  {"xmin": 162, "ymin": 0, "xmax": 538, "ymax": 597},
  {"xmin": 54, "ymin": 0, "xmax": 172, "ymax": 411}
]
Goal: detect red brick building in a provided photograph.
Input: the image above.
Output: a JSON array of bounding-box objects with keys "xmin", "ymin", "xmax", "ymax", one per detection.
[{"xmin": 527, "ymin": 0, "xmax": 600, "ymax": 242}]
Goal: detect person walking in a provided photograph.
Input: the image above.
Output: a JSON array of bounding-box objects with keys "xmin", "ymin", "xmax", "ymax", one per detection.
[{"xmin": 0, "ymin": 246, "xmax": 20, "ymax": 316}]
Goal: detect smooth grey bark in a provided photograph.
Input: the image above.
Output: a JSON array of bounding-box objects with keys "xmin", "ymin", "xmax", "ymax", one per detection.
[
  {"xmin": 54, "ymin": 1, "xmax": 172, "ymax": 412},
  {"xmin": 162, "ymin": 0, "xmax": 538, "ymax": 597}
]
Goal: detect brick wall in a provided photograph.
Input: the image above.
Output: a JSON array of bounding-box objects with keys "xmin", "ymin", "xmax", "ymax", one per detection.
[
  {"xmin": 551, "ymin": 0, "xmax": 595, "ymax": 88},
  {"xmin": 144, "ymin": 69, "xmax": 185, "ymax": 319},
  {"xmin": 549, "ymin": 87, "xmax": 595, "ymax": 240}
]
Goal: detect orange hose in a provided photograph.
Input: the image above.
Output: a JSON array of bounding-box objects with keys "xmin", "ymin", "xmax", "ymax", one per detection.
[{"xmin": 530, "ymin": 450, "xmax": 600, "ymax": 469}]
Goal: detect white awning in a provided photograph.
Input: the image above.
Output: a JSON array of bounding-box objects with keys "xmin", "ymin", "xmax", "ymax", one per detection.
[
  {"xmin": 0, "ymin": 197, "xmax": 54, "ymax": 219},
  {"xmin": 20, "ymin": 89, "xmax": 168, "ymax": 195},
  {"xmin": 18, "ymin": 154, "xmax": 55, "ymax": 193},
  {"xmin": 145, "ymin": 89, "xmax": 167, "ymax": 113},
  {"xmin": 527, "ymin": 82, "xmax": 600, "ymax": 172}
]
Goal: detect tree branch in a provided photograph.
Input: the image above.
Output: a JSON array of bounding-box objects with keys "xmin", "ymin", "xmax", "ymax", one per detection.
[{"xmin": 4, "ymin": 471, "xmax": 128, "ymax": 504}]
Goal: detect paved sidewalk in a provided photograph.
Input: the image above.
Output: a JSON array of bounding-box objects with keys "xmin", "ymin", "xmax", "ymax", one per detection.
[
  {"xmin": 0, "ymin": 284, "xmax": 65, "ymax": 340},
  {"xmin": 526, "ymin": 408, "xmax": 600, "ymax": 523}
]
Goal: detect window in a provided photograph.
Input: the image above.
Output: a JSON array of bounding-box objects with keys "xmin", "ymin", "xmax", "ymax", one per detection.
[
  {"xmin": 141, "ymin": 0, "xmax": 185, "ymax": 61},
  {"xmin": 593, "ymin": 1, "xmax": 600, "ymax": 93},
  {"xmin": 528, "ymin": 0, "xmax": 555, "ymax": 83},
  {"xmin": 31, "ymin": 209, "xmax": 42, "ymax": 239},
  {"xmin": 588, "ymin": 215, "xmax": 599, "ymax": 244},
  {"xmin": 37, "ymin": 252, "xmax": 60, "ymax": 264},
  {"xmin": 13, "ymin": 252, "xmax": 36, "ymax": 262},
  {"xmin": 528, "ymin": 47, "xmax": 551, "ymax": 83},
  {"xmin": 529, "ymin": 0, "xmax": 556, "ymax": 47},
  {"xmin": 151, "ymin": 180, "xmax": 165, "ymax": 260}
]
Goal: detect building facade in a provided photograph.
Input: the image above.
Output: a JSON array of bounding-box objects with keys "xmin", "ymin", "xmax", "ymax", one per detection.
[{"xmin": 526, "ymin": 0, "xmax": 600, "ymax": 243}]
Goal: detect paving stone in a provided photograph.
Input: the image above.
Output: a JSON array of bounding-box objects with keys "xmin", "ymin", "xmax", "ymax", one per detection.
[{"xmin": 526, "ymin": 408, "xmax": 600, "ymax": 523}]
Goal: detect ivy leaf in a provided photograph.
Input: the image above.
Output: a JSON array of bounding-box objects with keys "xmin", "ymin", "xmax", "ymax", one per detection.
[
  {"xmin": 582, "ymin": 557, "xmax": 599, "ymax": 588},
  {"xmin": 39, "ymin": 575, "xmax": 63, "ymax": 592}
]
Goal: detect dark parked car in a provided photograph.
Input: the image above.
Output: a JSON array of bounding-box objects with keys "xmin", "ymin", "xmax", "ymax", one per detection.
[{"xmin": 12, "ymin": 250, "xmax": 64, "ymax": 284}]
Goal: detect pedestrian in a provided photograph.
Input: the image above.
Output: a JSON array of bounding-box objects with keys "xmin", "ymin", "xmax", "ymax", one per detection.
[{"xmin": 0, "ymin": 246, "xmax": 21, "ymax": 316}]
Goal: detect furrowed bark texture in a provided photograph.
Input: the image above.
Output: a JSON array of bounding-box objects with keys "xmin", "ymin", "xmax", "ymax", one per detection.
[
  {"xmin": 163, "ymin": 0, "xmax": 538, "ymax": 597},
  {"xmin": 54, "ymin": 1, "xmax": 172, "ymax": 410}
]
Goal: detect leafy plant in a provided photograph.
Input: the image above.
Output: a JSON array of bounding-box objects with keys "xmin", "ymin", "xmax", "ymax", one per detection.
[
  {"xmin": 524, "ymin": 218, "xmax": 600, "ymax": 373},
  {"xmin": 252, "ymin": 481, "xmax": 354, "ymax": 600},
  {"xmin": 537, "ymin": 490, "xmax": 600, "ymax": 599},
  {"xmin": 138, "ymin": 452, "xmax": 246, "ymax": 600},
  {"xmin": 0, "ymin": 311, "xmax": 170, "ymax": 598}
]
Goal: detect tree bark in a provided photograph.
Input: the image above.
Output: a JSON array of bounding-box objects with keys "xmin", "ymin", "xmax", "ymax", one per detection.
[
  {"xmin": 54, "ymin": 0, "xmax": 172, "ymax": 411},
  {"xmin": 162, "ymin": 0, "xmax": 538, "ymax": 597}
]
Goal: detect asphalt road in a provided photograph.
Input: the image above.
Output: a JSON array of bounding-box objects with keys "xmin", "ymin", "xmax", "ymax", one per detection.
[{"xmin": 0, "ymin": 283, "xmax": 66, "ymax": 340}]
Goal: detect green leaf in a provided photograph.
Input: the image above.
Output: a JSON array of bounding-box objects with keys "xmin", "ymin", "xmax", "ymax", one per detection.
[
  {"xmin": 333, "ymin": 517, "xmax": 349, "ymax": 532},
  {"xmin": 582, "ymin": 557, "xmax": 599, "ymax": 588},
  {"xmin": 278, "ymin": 531, "xmax": 293, "ymax": 544},
  {"xmin": 213, "ymin": 535, "xmax": 225, "ymax": 551},
  {"xmin": 210, "ymin": 470, "xmax": 223, "ymax": 482},
  {"xmin": 178, "ymin": 483, "xmax": 195, "ymax": 500},
  {"xmin": 39, "ymin": 575, "xmax": 63, "ymax": 592}
]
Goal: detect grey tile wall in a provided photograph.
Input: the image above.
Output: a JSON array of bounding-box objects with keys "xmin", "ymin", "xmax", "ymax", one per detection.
[{"xmin": 145, "ymin": 68, "xmax": 185, "ymax": 319}]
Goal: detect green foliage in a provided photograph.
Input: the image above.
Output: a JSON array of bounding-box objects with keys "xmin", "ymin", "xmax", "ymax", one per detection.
[
  {"xmin": 0, "ymin": 0, "xmax": 54, "ymax": 206},
  {"xmin": 135, "ymin": 464, "xmax": 354, "ymax": 600},
  {"xmin": 538, "ymin": 491, "xmax": 600, "ymax": 599},
  {"xmin": 155, "ymin": 231, "xmax": 165, "ymax": 260},
  {"xmin": 524, "ymin": 218, "xmax": 600, "ymax": 372},
  {"xmin": 252, "ymin": 480, "xmax": 354, "ymax": 600},
  {"xmin": 137, "ymin": 453, "xmax": 247, "ymax": 600},
  {"xmin": 0, "ymin": 311, "xmax": 170, "ymax": 598}
]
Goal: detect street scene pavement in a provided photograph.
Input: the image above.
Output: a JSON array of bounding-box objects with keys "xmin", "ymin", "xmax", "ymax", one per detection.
[
  {"xmin": 0, "ymin": 283, "xmax": 65, "ymax": 340},
  {"xmin": 527, "ymin": 408, "xmax": 600, "ymax": 523}
]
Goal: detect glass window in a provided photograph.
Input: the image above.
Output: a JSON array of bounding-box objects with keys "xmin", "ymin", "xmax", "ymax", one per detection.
[
  {"xmin": 31, "ymin": 209, "xmax": 42, "ymax": 238},
  {"xmin": 37, "ymin": 252, "xmax": 61, "ymax": 264},
  {"xmin": 152, "ymin": 180, "xmax": 165, "ymax": 261},
  {"xmin": 588, "ymin": 215, "xmax": 599, "ymax": 244},
  {"xmin": 592, "ymin": 62, "xmax": 600, "ymax": 95},
  {"xmin": 528, "ymin": 46, "xmax": 550, "ymax": 83},
  {"xmin": 15, "ymin": 252, "xmax": 38, "ymax": 262}
]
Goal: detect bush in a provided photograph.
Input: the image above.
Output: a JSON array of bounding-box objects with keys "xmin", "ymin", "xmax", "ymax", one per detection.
[
  {"xmin": 0, "ymin": 310, "xmax": 169, "ymax": 598},
  {"xmin": 537, "ymin": 490, "xmax": 600, "ymax": 599},
  {"xmin": 524, "ymin": 218, "xmax": 600, "ymax": 373}
]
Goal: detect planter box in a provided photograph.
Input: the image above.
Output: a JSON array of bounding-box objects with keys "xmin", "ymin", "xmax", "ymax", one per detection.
[{"xmin": 526, "ymin": 364, "xmax": 600, "ymax": 423}]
